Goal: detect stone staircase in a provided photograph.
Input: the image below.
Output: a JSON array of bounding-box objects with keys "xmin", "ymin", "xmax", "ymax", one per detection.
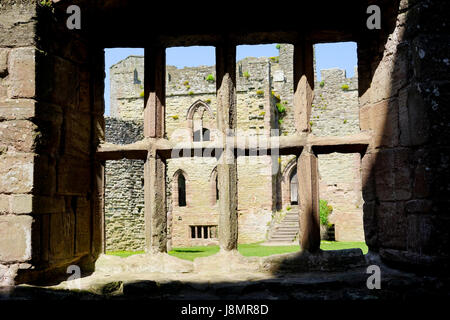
[{"xmin": 266, "ymin": 205, "xmax": 299, "ymax": 244}]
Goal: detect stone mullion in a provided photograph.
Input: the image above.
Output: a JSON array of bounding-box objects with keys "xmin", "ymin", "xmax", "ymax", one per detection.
[
  {"xmin": 297, "ymin": 149, "xmax": 321, "ymax": 252},
  {"xmin": 144, "ymin": 46, "xmax": 166, "ymax": 138},
  {"xmin": 293, "ymin": 40, "xmax": 314, "ymax": 133},
  {"xmin": 144, "ymin": 150, "xmax": 167, "ymax": 253},
  {"xmin": 293, "ymin": 40, "xmax": 321, "ymax": 252},
  {"xmin": 215, "ymin": 42, "xmax": 238, "ymax": 251},
  {"xmin": 143, "ymin": 46, "xmax": 167, "ymax": 253}
]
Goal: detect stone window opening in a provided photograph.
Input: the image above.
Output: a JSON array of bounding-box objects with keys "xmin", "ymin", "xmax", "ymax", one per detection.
[
  {"xmin": 178, "ymin": 174, "xmax": 186, "ymax": 207},
  {"xmin": 173, "ymin": 170, "xmax": 188, "ymax": 207},
  {"xmin": 133, "ymin": 69, "xmax": 141, "ymax": 85},
  {"xmin": 290, "ymin": 167, "xmax": 298, "ymax": 205},
  {"xmin": 209, "ymin": 167, "xmax": 219, "ymax": 205},
  {"xmin": 190, "ymin": 226, "xmax": 217, "ymax": 239},
  {"xmin": 187, "ymin": 100, "xmax": 215, "ymax": 142},
  {"xmin": 98, "ymin": 39, "xmax": 371, "ymax": 257}
]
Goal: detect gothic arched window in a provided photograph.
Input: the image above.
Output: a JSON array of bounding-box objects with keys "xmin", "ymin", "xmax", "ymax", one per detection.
[{"xmin": 186, "ymin": 100, "xmax": 214, "ymax": 142}]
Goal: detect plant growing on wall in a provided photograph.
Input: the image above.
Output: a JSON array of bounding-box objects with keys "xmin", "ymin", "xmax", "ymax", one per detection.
[
  {"xmin": 256, "ymin": 90, "xmax": 264, "ymax": 97},
  {"xmin": 276, "ymin": 44, "xmax": 281, "ymax": 50},
  {"xmin": 188, "ymin": 91, "xmax": 194, "ymax": 96},
  {"xmin": 270, "ymin": 56, "xmax": 279, "ymax": 63},
  {"xmin": 319, "ymin": 80, "xmax": 325, "ymax": 87},
  {"xmin": 171, "ymin": 115, "xmax": 179, "ymax": 120},
  {"xmin": 243, "ymin": 71, "xmax": 250, "ymax": 79},
  {"xmin": 276, "ymin": 102, "xmax": 286, "ymax": 114},
  {"xmin": 271, "ymin": 91, "xmax": 281, "ymax": 101},
  {"xmin": 205, "ymin": 74, "xmax": 215, "ymax": 82},
  {"xmin": 341, "ymin": 84, "xmax": 349, "ymax": 91},
  {"xmin": 139, "ymin": 91, "xmax": 145, "ymax": 98},
  {"xmin": 319, "ymin": 200, "xmax": 333, "ymax": 226},
  {"xmin": 205, "ymin": 99, "xmax": 211, "ymax": 104}
]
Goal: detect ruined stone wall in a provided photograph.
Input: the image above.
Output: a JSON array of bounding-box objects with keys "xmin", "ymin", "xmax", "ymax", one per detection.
[
  {"xmin": 106, "ymin": 43, "xmax": 364, "ymax": 248},
  {"xmin": 358, "ymin": 0, "xmax": 450, "ymax": 271},
  {"xmin": 1, "ymin": 1, "xmax": 105, "ymax": 285},
  {"xmin": 104, "ymin": 118, "xmax": 145, "ymax": 251},
  {"xmin": 108, "ymin": 55, "xmax": 275, "ymax": 248},
  {"xmin": 274, "ymin": 46, "xmax": 364, "ymax": 242}
]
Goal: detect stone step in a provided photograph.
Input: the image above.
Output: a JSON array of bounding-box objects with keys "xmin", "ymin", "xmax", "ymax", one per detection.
[{"xmin": 270, "ymin": 235, "xmax": 297, "ymax": 239}]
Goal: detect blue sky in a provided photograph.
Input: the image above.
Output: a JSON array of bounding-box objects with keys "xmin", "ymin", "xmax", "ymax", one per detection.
[{"xmin": 104, "ymin": 42, "xmax": 357, "ymax": 115}]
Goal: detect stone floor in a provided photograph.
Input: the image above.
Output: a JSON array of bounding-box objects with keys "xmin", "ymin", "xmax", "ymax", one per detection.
[{"xmin": 2, "ymin": 250, "xmax": 449, "ymax": 301}]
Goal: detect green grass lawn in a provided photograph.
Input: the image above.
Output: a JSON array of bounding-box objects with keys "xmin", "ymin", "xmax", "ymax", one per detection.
[{"xmin": 107, "ymin": 241, "xmax": 368, "ymax": 261}]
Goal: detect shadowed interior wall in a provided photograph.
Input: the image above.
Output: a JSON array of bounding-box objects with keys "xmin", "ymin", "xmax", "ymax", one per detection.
[
  {"xmin": 358, "ymin": 0, "xmax": 449, "ymax": 272},
  {"xmin": 0, "ymin": 1, "xmax": 105, "ymax": 285},
  {"xmin": 1, "ymin": 0, "xmax": 448, "ymax": 286}
]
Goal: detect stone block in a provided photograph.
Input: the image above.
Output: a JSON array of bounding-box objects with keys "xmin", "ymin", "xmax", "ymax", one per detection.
[
  {"xmin": 405, "ymin": 199, "xmax": 433, "ymax": 214},
  {"xmin": 406, "ymin": 214, "xmax": 434, "ymax": 255},
  {"xmin": 0, "ymin": 153, "xmax": 34, "ymax": 194},
  {"xmin": 49, "ymin": 211, "xmax": 75, "ymax": 262},
  {"xmin": 0, "ymin": 99, "xmax": 35, "ymax": 121},
  {"xmin": 33, "ymin": 154, "xmax": 57, "ymax": 196},
  {"xmin": 75, "ymin": 201, "xmax": 91, "ymax": 255},
  {"xmin": 0, "ymin": 48, "xmax": 9, "ymax": 77},
  {"xmin": 0, "ymin": 215, "xmax": 33, "ymax": 263},
  {"xmin": 10, "ymin": 194, "xmax": 33, "ymax": 214},
  {"xmin": 33, "ymin": 195, "xmax": 65, "ymax": 214},
  {"xmin": 37, "ymin": 55, "xmax": 79, "ymax": 109},
  {"xmin": 0, "ymin": 4, "xmax": 37, "ymax": 47},
  {"xmin": 64, "ymin": 111, "xmax": 91, "ymax": 157},
  {"xmin": 377, "ymin": 201, "xmax": 407, "ymax": 250},
  {"xmin": 8, "ymin": 47, "xmax": 36, "ymax": 98},
  {"xmin": 363, "ymin": 98, "xmax": 399, "ymax": 148},
  {"xmin": 398, "ymin": 86, "xmax": 429, "ymax": 146},
  {"xmin": 0, "ymin": 195, "xmax": 9, "ymax": 213},
  {"xmin": 78, "ymin": 67, "xmax": 91, "ymax": 113},
  {"xmin": 360, "ymin": 151, "xmax": 376, "ymax": 201},
  {"xmin": 362, "ymin": 201, "xmax": 378, "ymax": 249},
  {"xmin": 374, "ymin": 148, "xmax": 412, "ymax": 201},
  {"xmin": 0, "ymin": 263, "xmax": 19, "ymax": 287},
  {"xmin": 57, "ymin": 156, "xmax": 91, "ymax": 195},
  {"xmin": 0, "ymin": 120, "xmax": 36, "ymax": 153}
]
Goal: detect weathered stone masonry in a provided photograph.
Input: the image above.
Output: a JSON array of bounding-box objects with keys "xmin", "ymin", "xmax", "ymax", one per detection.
[
  {"xmin": 105, "ymin": 44, "xmax": 364, "ymax": 250},
  {"xmin": 1, "ymin": 0, "xmax": 449, "ymax": 287}
]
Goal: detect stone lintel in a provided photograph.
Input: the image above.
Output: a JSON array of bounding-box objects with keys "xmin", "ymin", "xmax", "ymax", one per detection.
[{"xmin": 96, "ymin": 133, "xmax": 370, "ymax": 161}]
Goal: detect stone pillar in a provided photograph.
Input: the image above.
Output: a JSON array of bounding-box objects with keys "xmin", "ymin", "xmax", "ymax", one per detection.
[
  {"xmin": 144, "ymin": 150, "xmax": 167, "ymax": 253},
  {"xmin": 293, "ymin": 40, "xmax": 314, "ymax": 133},
  {"xmin": 293, "ymin": 40, "xmax": 320, "ymax": 252},
  {"xmin": 144, "ymin": 46, "xmax": 165, "ymax": 138},
  {"xmin": 215, "ymin": 42, "xmax": 238, "ymax": 251},
  {"xmin": 297, "ymin": 149, "xmax": 321, "ymax": 252},
  {"xmin": 143, "ymin": 46, "xmax": 167, "ymax": 253}
]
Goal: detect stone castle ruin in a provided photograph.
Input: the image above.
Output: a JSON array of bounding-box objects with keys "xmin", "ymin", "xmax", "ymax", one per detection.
[
  {"xmin": 105, "ymin": 44, "xmax": 364, "ymax": 251},
  {"xmin": 0, "ymin": 0, "xmax": 448, "ymax": 300}
]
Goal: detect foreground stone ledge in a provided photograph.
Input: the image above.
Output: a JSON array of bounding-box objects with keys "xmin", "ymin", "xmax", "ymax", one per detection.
[{"xmin": 94, "ymin": 253, "xmax": 194, "ymax": 274}]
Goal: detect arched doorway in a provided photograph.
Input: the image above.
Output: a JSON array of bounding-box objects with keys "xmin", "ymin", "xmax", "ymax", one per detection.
[{"xmin": 290, "ymin": 167, "xmax": 298, "ymax": 205}]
